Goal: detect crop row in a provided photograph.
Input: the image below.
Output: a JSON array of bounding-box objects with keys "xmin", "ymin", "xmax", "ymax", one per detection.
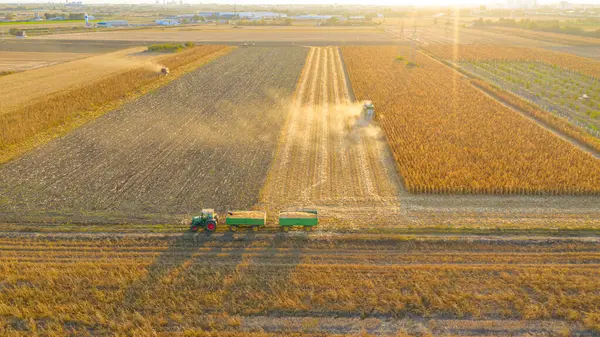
[
  {"xmin": 470, "ymin": 78, "xmax": 600, "ymax": 152},
  {"xmin": 0, "ymin": 237, "xmax": 599, "ymax": 334},
  {"xmin": 341, "ymin": 46, "xmax": 600, "ymax": 195},
  {"xmin": 424, "ymin": 45, "xmax": 600, "ymax": 78}
]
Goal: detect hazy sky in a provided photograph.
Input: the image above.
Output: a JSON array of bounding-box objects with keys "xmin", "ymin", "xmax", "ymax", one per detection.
[{"xmin": 1, "ymin": 0, "xmax": 598, "ymax": 5}]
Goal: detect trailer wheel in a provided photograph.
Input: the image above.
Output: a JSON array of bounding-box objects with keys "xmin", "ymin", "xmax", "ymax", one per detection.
[
  {"xmin": 304, "ymin": 226, "xmax": 311, "ymax": 231},
  {"xmin": 229, "ymin": 226, "xmax": 237, "ymax": 232},
  {"xmin": 282, "ymin": 226, "xmax": 289, "ymax": 232},
  {"xmin": 252, "ymin": 226, "xmax": 259, "ymax": 232}
]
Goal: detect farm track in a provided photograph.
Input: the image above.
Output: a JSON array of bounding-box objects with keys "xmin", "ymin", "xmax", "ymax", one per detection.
[
  {"xmin": 260, "ymin": 46, "xmax": 405, "ymax": 224},
  {"xmin": 0, "ymin": 47, "xmax": 308, "ymax": 223},
  {"xmin": 0, "ymin": 233, "xmax": 599, "ymax": 335}
]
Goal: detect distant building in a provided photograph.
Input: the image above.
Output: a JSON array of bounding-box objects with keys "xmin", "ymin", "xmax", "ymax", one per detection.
[
  {"xmin": 291, "ymin": 14, "xmax": 342, "ymax": 20},
  {"xmin": 66, "ymin": 0, "xmax": 84, "ymax": 6},
  {"xmin": 155, "ymin": 18, "xmax": 180, "ymax": 25},
  {"xmin": 96, "ymin": 20, "xmax": 128, "ymax": 28},
  {"xmin": 506, "ymin": 0, "xmax": 537, "ymax": 9}
]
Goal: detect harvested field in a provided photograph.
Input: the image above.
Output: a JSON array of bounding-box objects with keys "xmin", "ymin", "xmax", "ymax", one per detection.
[
  {"xmin": 33, "ymin": 26, "xmax": 395, "ymax": 43},
  {"xmin": 0, "ymin": 45, "xmax": 232, "ymax": 164},
  {"xmin": 0, "ymin": 47, "xmax": 308, "ymax": 223},
  {"xmin": 385, "ymin": 26, "xmax": 557, "ymax": 47},
  {"xmin": 260, "ymin": 47, "xmax": 403, "ymax": 208},
  {"xmin": 0, "ymin": 47, "xmax": 163, "ymax": 113},
  {"xmin": 0, "ymin": 232, "xmax": 599, "ymax": 335},
  {"xmin": 0, "ymin": 51, "xmax": 94, "ymax": 72},
  {"xmin": 483, "ymin": 26, "xmax": 600, "ymax": 46},
  {"xmin": 341, "ymin": 46, "xmax": 600, "ymax": 195},
  {"xmin": 425, "ymin": 45, "xmax": 600, "ymax": 78},
  {"xmin": 547, "ymin": 45, "xmax": 600, "ymax": 61}
]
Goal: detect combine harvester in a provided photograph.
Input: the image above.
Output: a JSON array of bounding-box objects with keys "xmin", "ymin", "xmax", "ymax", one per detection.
[{"xmin": 189, "ymin": 208, "xmax": 318, "ymax": 232}]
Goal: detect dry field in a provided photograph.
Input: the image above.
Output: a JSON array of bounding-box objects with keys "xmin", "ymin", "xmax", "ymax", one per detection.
[
  {"xmin": 0, "ymin": 47, "xmax": 164, "ymax": 113},
  {"xmin": 342, "ymin": 46, "xmax": 600, "ymax": 195},
  {"xmin": 0, "ymin": 45, "xmax": 231, "ymax": 164},
  {"xmin": 33, "ymin": 26, "xmax": 395, "ymax": 43},
  {"xmin": 0, "ymin": 232, "xmax": 599, "ymax": 335},
  {"xmin": 482, "ymin": 26, "xmax": 600, "ymax": 46},
  {"xmin": 261, "ymin": 46, "xmax": 402, "ymax": 207},
  {"xmin": 424, "ymin": 45, "xmax": 600, "ymax": 78},
  {"xmin": 384, "ymin": 25, "xmax": 557, "ymax": 47},
  {"xmin": 0, "ymin": 51, "xmax": 94, "ymax": 72},
  {"xmin": 0, "ymin": 47, "xmax": 307, "ymax": 223}
]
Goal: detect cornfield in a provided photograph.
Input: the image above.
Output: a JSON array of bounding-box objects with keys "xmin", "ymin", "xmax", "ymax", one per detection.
[
  {"xmin": 341, "ymin": 46, "xmax": 600, "ymax": 195},
  {"xmin": 424, "ymin": 45, "xmax": 600, "ymax": 78}
]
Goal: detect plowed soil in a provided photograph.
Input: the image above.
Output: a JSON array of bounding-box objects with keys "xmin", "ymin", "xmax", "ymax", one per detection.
[{"xmin": 0, "ymin": 47, "xmax": 308, "ymax": 223}]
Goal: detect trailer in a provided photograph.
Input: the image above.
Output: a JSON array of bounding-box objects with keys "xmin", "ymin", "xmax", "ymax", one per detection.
[
  {"xmin": 226, "ymin": 211, "xmax": 266, "ymax": 232},
  {"xmin": 279, "ymin": 209, "xmax": 318, "ymax": 231}
]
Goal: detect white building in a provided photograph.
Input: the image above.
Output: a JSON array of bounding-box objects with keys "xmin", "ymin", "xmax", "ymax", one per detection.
[{"xmin": 506, "ymin": 0, "xmax": 537, "ymax": 9}]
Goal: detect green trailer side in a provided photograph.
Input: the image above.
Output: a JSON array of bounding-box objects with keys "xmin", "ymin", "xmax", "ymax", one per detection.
[
  {"xmin": 225, "ymin": 211, "xmax": 266, "ymax": 231},
  {"xmin": 279, "ymin": 209, "xmax": 318, "ymax": 231}
]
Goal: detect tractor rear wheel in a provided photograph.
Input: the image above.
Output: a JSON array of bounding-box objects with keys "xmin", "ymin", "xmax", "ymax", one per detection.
[{"xmin": 206, "ymin": 222, "xmax": 216, "ymax": 232}]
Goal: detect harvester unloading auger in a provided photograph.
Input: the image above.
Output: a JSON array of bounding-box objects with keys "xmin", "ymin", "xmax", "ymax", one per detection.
[{"xmin": 189, "ymin": 208, "xmax": 318, "ymax": 232}]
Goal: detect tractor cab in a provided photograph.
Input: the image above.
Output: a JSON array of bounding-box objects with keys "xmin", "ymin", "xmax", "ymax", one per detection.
[
  {"xmin": 190, "ymin": 208, "xmax": 219, "ymax": 232},
  {"xmin": 362, "ymin": 102, "xmax": 375, "ymax": 120}
]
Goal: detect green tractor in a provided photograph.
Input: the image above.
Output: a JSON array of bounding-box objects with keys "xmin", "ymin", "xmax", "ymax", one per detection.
[{"xmin": 190, "ymin": 209, "xmax": 219, "ymax": 232}]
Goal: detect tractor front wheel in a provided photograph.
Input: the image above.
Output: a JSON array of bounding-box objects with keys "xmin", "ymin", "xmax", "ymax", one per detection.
[{"xmin": 190, "ymin": 226, "xmax": 199, "ymax": 232}]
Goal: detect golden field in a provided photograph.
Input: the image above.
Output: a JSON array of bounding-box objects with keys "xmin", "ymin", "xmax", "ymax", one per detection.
[
  {"xmin": 0, "ymin": 234, "xmax": 599, "ymax": 336},
  {"xmin": 424, "ymin": 45, "xmax": 600, "ymax": 78},
  {"xmin": 342, "ymin": 46, "xmax": 600, "ymax": 195}
]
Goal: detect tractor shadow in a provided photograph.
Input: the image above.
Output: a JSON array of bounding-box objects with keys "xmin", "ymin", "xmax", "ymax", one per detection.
[
  {"xmin": 119, "ymin": 229, "xmax": 307, "ymax": 321},
  {"xmin": 119, "ymin": 230, "xmax": 257, "ymax": 313},
  {"xmin": 220, "ymin": 230, "xmax": 307, "ymax": 316}
]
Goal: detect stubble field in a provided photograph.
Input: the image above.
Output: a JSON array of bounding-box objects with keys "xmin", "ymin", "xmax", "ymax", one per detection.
[
  {"xmin": 0, "ymin": 47, "xmax": 307, "ymax": 223},
  {"xmin": 1, "ymin": 233, "xmax": 599, "ymax": 336}
]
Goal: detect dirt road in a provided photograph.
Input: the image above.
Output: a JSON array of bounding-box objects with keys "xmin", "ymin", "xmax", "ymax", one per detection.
[
  {"xmin": 0, "ymin": 47, "xmax": 308, "ymax": 223},
  {"xmin": 260, "ymin": 47, "xmax": 403, "ymax": 220}
]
